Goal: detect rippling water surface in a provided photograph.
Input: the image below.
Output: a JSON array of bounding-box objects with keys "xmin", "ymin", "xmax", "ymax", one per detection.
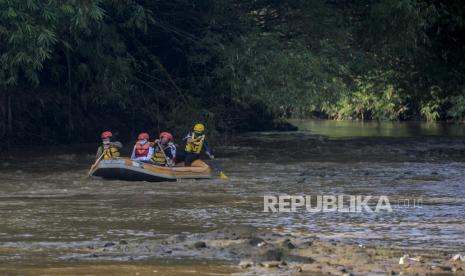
[{"xmin": 1, "ymin": 120, "xmax": 465, "ymax": 271}]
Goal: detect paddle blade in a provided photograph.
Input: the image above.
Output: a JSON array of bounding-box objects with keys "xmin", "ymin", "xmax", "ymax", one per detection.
[{"xmin": 219, "ymin": 171, "xmax": 229, "ymax": 179}]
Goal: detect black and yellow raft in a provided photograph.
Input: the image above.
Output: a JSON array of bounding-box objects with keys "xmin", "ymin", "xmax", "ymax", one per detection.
[{"xmin": 92, "ymin": 158, "xmax": 212, "ymax": 182}]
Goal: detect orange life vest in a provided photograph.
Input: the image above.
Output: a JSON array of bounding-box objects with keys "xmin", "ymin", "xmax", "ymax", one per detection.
[{"xmin": 135, "ymin": 142, "xmax": 150, "ymax": 157}]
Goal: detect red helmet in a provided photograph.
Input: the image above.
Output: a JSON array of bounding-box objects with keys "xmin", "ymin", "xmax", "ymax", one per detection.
[
  {"xmin": 138, "ymin": 132, "xmax": 150, "ymax": 140},
  {"xmin": 101, "ymin": 131, "xmax": 112, "ymax": 139},
  {"xmin": 159, "ymin": 132, "xmax": 173, "ymax": 140}
]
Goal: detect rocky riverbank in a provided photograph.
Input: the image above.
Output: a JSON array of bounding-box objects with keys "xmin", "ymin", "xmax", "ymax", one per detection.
[{"xmin": 52, "ymin": 226, "xmax": 465, "ymax": 275}]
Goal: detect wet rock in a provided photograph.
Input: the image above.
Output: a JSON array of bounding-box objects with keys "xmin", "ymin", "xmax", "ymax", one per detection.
[
  {"xmin": 119, "ymin": 240, "xmax": 128, "ymax": 245},
  {"xmin": 297, "ymin": 176, "xmax": 310, "ymax": 183},
  {"xmin": 239, "ymin": 260, "xmax": 254, "ymax": 269},
  {"xmin": 224, "ymin": 225, "xmax": 257, "ymax": 239},
  {"xmin": 194, "ymin": 241, "xmax": 207, "ymax": 249},
  {"xmin": 252, "ymin": 248, "xmax": 283, "ymax": 262},
  {"xmin": 249, "ymin": 237, "xmax": 266, "ymax": 246},
  {"xmin": 438, "ymin": 265, "xmax": 452, "ymax": 272},
  {"xmin": 287, "ymin": 243, "xmax": 296, "ymax": 249},
  {"xmin": 104, "ymin": 242, "xmax": 115, "ymax": 247},
  {"xmin": 167, "ymin": 234, "xmax": 187, "ymax": 243},
  {"xmin": 283, "ymin": 255, "xmax": 315, "ymax": 264},
  {"xmin": 281, "ymin": 239, "xmax": 296, "ymax": 249},
  {"xmin": 452, "ymin": 253, "xmax": 465, "ymax": 262},
  {"xmin": 300, "ymin": 241, "xmax": 313, "ymax": 248},
  {"xmin": 260, "ymin": 261, "xmax": 281, "ymax": 268}
]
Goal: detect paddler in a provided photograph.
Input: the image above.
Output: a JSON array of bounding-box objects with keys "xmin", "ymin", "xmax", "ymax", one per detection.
[
  {"xmin": 177, "ymin": 123, "xmax": 213, "ymax": 166},
  {"xmin": 96, "ymin": 131, "xmax": 122, "ymax": 160},
  {"xmin": 151, "ymin": 132, "xmax": 176, "ymax": 166},
  {"xmin": 131, "ymin": 132, "xmax": 154, "ymax": 162}
]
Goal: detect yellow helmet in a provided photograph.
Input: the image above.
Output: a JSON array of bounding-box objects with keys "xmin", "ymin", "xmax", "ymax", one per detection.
[{"xmin": 194, "ymin": 123, "xmax": 205, "ymax": 132}]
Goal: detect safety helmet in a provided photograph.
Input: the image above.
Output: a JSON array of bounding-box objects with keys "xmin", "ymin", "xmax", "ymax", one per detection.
[
  {"xmin": 138, "ymin": 132, "xmax": 150, "ymax": 140},
  {"xmin": 159, "ymin": 132, "xmax": 173, "ymax": 140},
  {"xmin": 193, "ymin": 123, "xmax": 205, "ymax": 132},
  {"xmin": 101, "ymin": 131, "xmax": 113, "ymax": 139}
]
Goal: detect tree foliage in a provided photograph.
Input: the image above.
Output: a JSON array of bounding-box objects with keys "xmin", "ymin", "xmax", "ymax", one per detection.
[{"xmin": 1, "ymin": 0, "xmax": 465, "ymax": 146}]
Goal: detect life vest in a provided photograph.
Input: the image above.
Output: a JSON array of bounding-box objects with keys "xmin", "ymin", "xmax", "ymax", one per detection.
[
  {"xmin": 134, "ymin": 142, "xmax": 150, "ymax": 157},
  {"xmin": 152, "ymin": 145, "xmax": 165, "ymax": 164},
  {"xmin": 102, "ymin": 146, "xmax": 119, "ymax": 160},
  {"xmin": 185, "ymin": 132, "xmax": 205, "ymax": 154},
  {"xmin": 152, "ymin": 145, "xmax": 166, "ymax": 165},
  {"xmin": 152, "ymin": 144, "xmax": 175, "ymax": 165}
]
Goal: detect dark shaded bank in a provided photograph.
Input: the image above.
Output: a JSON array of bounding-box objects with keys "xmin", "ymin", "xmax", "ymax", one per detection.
[
  {"xmin": 0, "ymin": 111, "xmax": 297, "ymax": 153},
  {"xmin": 0, "ymin": 97, "xmax": 296, "ymax": 151}
]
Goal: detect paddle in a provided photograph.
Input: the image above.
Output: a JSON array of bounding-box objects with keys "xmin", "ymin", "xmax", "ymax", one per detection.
[
  {"xmin": 157, "ymin": 142, "xmax": 177, "ymax": 178},
  {"xmin": 207, "ymin": 155, "xmax": 229, "ymax": 179},
  {"xmin": 157, "ymin": 142, "xmax": 174, "ymax": 166},
  {"xmin": 85, "ymin": 151, "xmax": 105, "ymax": 179}
]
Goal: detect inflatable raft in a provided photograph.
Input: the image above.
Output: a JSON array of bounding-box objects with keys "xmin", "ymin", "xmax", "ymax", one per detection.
[{"xmin": 92, "ymin": 158, "xmax": 212, "ymax": 182}]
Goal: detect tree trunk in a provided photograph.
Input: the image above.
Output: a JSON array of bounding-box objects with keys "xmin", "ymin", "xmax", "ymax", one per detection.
[
  {"xmin": 66, "ymin": 48, "xmax": 74, "ymax": 139},
  {"xmin": 0, "ymin": 87, "xmax": 5, "ymax": 141},
  {"xmin": 156, "ymin": 96, "xmax": 160, "ymax": 132},
  {"xmin": 7, "ymin": 87, "xmax": 12, "ymax": 151}
]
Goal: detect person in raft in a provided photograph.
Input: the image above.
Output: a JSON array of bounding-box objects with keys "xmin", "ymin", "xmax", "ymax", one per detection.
[
  {"xmin": 131, "ymin": 132, "xmax": 154, "ymax": 162},
  {"xmin": 177, "ymin": 123, "xmax": 213, "ymax": 166},
  {"xmin": 151, "ymin": 132, "xmax": 176, "ymax": 166},
  {"xmin": 96, "ymin": 131, "xmax": 122, "ymax": 160}
]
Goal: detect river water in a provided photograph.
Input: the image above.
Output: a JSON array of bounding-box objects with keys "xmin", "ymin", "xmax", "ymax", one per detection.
[{"xmin": 1, "ymin": 119, "xmax": 465, "ymax": 273}]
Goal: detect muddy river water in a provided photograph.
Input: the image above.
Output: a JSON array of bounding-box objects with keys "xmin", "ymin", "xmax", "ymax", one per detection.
[{"xmin": 1, "ymin": 120, "xmax": 465, "ymax": 274}]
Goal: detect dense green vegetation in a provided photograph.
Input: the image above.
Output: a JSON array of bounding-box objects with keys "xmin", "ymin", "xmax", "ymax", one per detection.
[{"xmin": 1, "ymin": 0, "xmax": 464, "ymax": 146}]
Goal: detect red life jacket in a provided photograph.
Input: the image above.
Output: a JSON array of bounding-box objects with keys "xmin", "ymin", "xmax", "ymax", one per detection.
[{"xmin": 135, "ymin": 142, "xmax": 150, "ymax": 157}]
